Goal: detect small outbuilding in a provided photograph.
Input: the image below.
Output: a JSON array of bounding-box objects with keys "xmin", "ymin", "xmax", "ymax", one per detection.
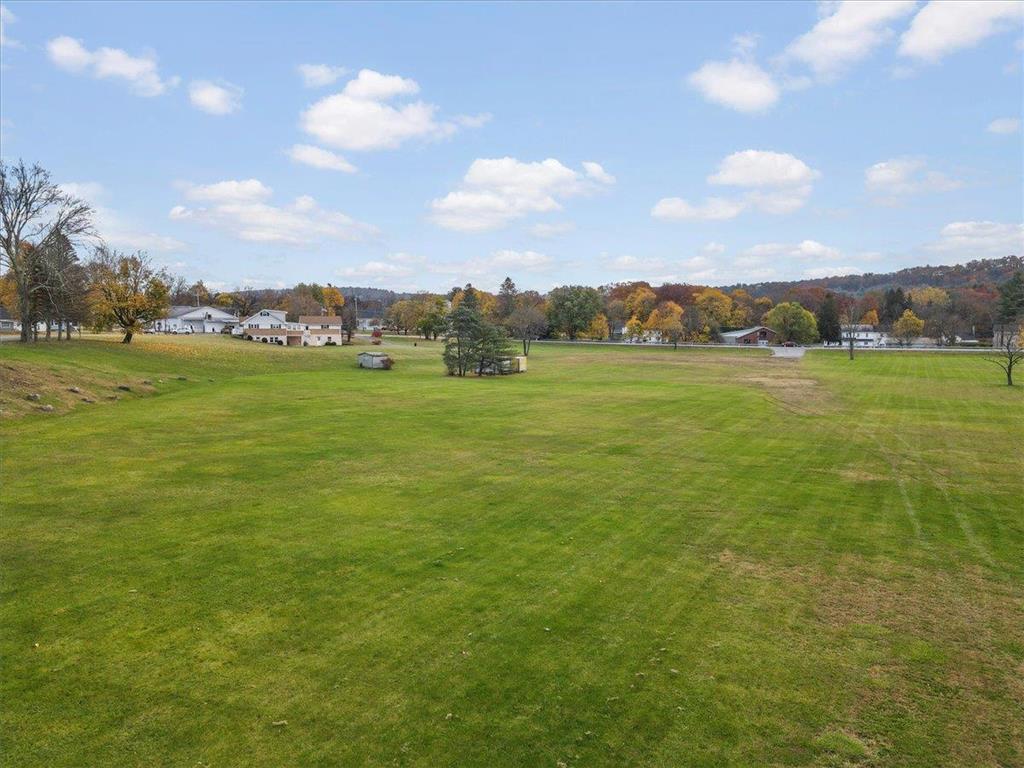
[{"xmin": 358, "ymin": 352, "xmax": 393, "ymax": 369}]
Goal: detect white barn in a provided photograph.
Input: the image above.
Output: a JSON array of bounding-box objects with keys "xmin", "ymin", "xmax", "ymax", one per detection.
[{"xmin": 153, "ymin": 306, "xmax": 239, "ymax": 334}]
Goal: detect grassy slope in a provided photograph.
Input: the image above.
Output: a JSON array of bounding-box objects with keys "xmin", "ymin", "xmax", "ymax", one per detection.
[{"xmin": 1, "ymin": 336, "xmax": 1022, "ymax": 767}]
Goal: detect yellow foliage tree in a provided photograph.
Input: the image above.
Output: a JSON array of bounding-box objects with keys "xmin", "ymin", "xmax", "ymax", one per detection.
[
  {"xmin": 694, "ymin": 287, "xmax": 733, "ymax": 326},
  {"xmin": 452, "ymin": 287, "xmax": 498, "ymax": 319},
  {"xmin": 644, "ymin": 301, "xmax": 685, "ymax": 347},
  {"xmin": 624, "ymin": 287, "xmax": 657, "ymax": 322},
  {"xmin": 892, "ymin": 309, "xmax": 925, "ymax": 346},
  {"xmin": 908, "ymin": 286, "xmax": 949, "ymax": 308},
  {"xmin": 625, "ymin": 315, "xmax": 645, "ymax": 341},
  {"xmin": 586, "ymin": 313, "xmax": 610, "ymax": 340},
  {"xmin": 860, "ymin": 309, "xmax": 879, "ymax": 325},
  {"xmin": 322, "ymin": 286, "xmax": 345, "ymax": 314}
]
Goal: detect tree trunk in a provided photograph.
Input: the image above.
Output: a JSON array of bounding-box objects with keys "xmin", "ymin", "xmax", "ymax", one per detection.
[
  {"xmin": 57, "ymin": 322, "xmax": 63, "ymax": 341},
  {"xmin": 45, "ymin": 320, "xmax": 52, "ymax": 340},
  {"xmin": 848, "ymin": 336, "xmax": 854, "ymax": 360},
  {"xmin": 122, "ymin": 330, "xmax": 134, "ymax": 344},
  {"xmin": 18, "ymin": 292, "xmax": 31, "ymax": 342}
]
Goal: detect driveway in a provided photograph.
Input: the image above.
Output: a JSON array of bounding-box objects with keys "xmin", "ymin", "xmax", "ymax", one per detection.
[{"xmin": 772, "ymin": 346, "xmax": 806, "ymax": 358}]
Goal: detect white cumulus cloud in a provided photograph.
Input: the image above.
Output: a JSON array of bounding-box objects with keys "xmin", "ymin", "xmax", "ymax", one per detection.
[
  {"xmin": 708, "ymin": 150, "xmax": 819, "ymax": 187},
  {"xmin": 430, "ymin": 157, "xmax": 614, "ymax": 232},
  {"xmin": 46, "ymin": 35, "xmax": 176, "ymax": 96},
  {"xmin": 655, "ymin": 150, "xmax": 820, "ymax": 221},
  {"xmin": 287, "ymin": 144, "xmax": 357, "ymax": 173},
  {"xmin": 183, "ymin": 179, "xmax": 271, "ymax": 203},
  {"xmin": 926, "ymin": 220, "xmax": 1024, "ymax": 256},
  {"xmin": 865, "ymin": 158, "xmax": 962, "ymax": 202},
  {"xmin": 783, "ymin": 0, "xmax": 917, "ymax": 80},
  {"xmin": 189, "ymin": 80, "xmax": 243, "ymax": 115},
  {"xmin": 687, "ymin": 58, "xmax": 780, "ymax": 113},
  {"xmin": 300, "ymin": 68, "xmax": 483, "ymax": 151},
  {"xmin": 900, "ymin": 1, "xmax": 1024, "ymax": 62}
]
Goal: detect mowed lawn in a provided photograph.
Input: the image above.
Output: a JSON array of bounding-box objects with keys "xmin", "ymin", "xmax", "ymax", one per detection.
[{"xmin": 1, "ymin": 336, "xmax": 1022, "ymax": 767}]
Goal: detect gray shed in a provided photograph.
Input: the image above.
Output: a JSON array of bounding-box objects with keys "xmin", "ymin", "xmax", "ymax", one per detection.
[{"xmin": 358, "ymin": 352, "xmax": 393, "ymax": 369}]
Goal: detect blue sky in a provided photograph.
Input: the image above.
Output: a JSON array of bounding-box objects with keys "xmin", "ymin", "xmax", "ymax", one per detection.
[{"xmin": 1, "ymin": 1, "xmax": 1021, "ymax": 293}]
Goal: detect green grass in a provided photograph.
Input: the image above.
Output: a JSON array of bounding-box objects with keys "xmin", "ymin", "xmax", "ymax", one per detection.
[{"xmin": 2, "ymin": 335, "xmax": 1022, "ymax": 767}]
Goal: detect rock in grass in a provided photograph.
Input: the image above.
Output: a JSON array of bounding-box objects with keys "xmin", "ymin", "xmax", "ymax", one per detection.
[
  {"xmin": 26, "ymin": 393, "xmax": 40, "ymax": 401},
  {"xmin": 38, "ymin": 404, "xmax": 55, "ymax": 412},
  {"xmin": 271, "ymin": 720, "xmax": 288, "ymax": 727},
  {"xmin": 68, "ymin": 386, "xmax": 81, "ymax": 394},
  {"xmin": 176, "ymin": 376, "xmax": 187, "ymax": 381},
  {"xmin": 142, "ymin": 379, "xmax": 153, "ymax": 385},
  {"xmin": 117, "ymin": 385, "xmax": 132, "ymax": 392},
  {"xmin": 81, "ymin": 398, "xmax": 95, "ymax": 403}
]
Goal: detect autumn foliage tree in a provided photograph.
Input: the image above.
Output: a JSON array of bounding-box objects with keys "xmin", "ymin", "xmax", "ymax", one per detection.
[
  {"xmin": 892, "ymin": 309, "xmax": 925, "ymax": 346},
  {"xmin": 586, "ymin": 313, "xmax": 610, "ymax": 340},
  {"xmin": 88, "ymin": 249, "xmax": 170, "ymax": 343},
  {"xmin": 322, "ymin": 285, "xmax": 345, "ymax": 315},
  {"xmin": 644, "ymin": 301, "xmax": 684, "ymax": 347}
]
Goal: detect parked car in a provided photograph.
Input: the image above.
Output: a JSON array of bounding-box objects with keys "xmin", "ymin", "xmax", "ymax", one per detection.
[{"xmin": 783, "ymin": 341, "xmax": 796, "ymax": 347}]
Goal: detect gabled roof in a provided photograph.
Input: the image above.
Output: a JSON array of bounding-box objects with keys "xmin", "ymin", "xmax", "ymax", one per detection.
[
  {"xmin": 239, "ymin": 308, "xmax": 288, "ymax": 325},
  {"xmin": 177, "ymin": 306, "xmax": 238, "ymax": 321},
  {"xmin": 721, "ymin": 325, "xmax": 775, "ymax": 338}
]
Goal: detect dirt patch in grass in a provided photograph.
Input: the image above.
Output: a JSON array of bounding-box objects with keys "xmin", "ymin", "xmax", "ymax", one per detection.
[{"xmin": 738, "ymin": 363, "xmax": 834, "ymax": 416}]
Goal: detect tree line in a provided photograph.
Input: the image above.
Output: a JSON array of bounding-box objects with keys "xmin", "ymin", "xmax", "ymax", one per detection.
[{"xmin": 4, "ymin": 159, "xmax": 1021, "ymax": 353}]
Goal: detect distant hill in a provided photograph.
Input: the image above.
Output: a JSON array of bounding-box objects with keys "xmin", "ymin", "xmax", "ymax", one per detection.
[{"xmin": 722, "ymin": 255, "xmax": 1022, "ymax": 301}]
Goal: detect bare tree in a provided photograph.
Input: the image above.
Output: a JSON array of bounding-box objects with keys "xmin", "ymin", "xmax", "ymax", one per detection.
[
  {"xmin": 505, "ymin": 305, "xmax": 547, "ymax": 356},
  {"xmin": 0, "ymin": 160, "xmax": 93, "ymax": 342},
  {"xmin": 988, "ymin": 323, "xmax": 1023, "ymax": 386}
]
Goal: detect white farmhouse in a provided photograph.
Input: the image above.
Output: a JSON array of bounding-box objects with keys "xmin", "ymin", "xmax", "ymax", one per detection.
[
  {"xmin": 154, "ymin": 306, "xmax": 239, "ymax": 334},
  {"xmin": 239, "ymin": 308, "xmax": 290, "ymax": 332},
  {"xmin": 832, "ymin": 324, "xmax": 888, "ymax": 348}
]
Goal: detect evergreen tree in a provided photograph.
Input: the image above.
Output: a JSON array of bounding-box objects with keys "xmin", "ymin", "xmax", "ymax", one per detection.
[
  {"xmin": 443, "ymin": 290, "xmax": 484, "ymax": 377},
  {"xmin": 816, "ymin": 292, "xmax": 842, "ymax": 344},
  {"xmin": 881, "ymin": 287, "xmax": 910, "ymax": 328},
  {"xmin": 474, "ymin": 322, "xmax": 516, "ymax": 375},
  {"xmin": 497, "ymin": 276, "xmax": 518, "ymax": 319},
  {"xmin": 996, "ymin": 271, "xmax": 1024, "ymax": 323}
]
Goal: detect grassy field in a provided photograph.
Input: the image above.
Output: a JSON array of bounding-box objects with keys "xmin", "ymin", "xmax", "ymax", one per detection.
[{"xmin": 2, "ymin": 335, "xmax": 1022, "ymax": 767}]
